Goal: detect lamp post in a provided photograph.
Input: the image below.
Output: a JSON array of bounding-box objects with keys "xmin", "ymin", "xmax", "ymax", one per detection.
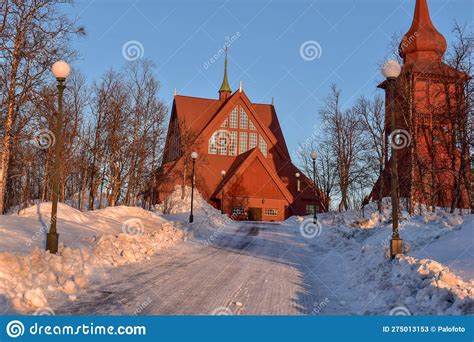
[
  {"xmin": 310, "ymin": 152, "xmax": 318, "ymax": 224},
  {"xmin": 221, "ymin": 170, "xmax": 226, "ymax": 214},
  {"xmin": 46, "ymin": 61, "xmax": 70, "ymax": 254},
  {"xmin": 295, "ymin": 172, "xmax": 300, "ymax": 192},
  {"xmin": 189, "ymin": 151, "xmax": 198, "ymax": 223},
  {"xmin": 382, "ymin": 59, "xmax": 403, "ymax": 258}
]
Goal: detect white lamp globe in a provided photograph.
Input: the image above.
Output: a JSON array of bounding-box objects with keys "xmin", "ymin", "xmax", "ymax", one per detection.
[
  {"xmin": 51, "ymin": 61, "xmax": 71, "ymax": 80},
  {"xmin": 295, "ymin": 172, "xmax": 300, "ymax": 178},
  {"xmin": 310, "ymin": 152, "xmax": 317, "ymax": 161},
  {"xmin": 191, "ymin": 151, "xmax": 198, "ymax": 160},
  {"xmin": 381, "ymin": 60, "xmax": 401, "ymax": 79},
  {"xmin": 221, "ymin": 170, "xmax": 226, "ymax": 176}
]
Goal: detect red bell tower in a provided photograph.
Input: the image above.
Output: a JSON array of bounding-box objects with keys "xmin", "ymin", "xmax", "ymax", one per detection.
[{"xmin": 371, "ymin": 0, "xmax": 471, "ymax": 211}]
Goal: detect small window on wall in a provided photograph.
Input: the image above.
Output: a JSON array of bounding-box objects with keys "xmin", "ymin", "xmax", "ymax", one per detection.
[
  {"xmin": 232, "ymin": 207, "xmax": 245, "ymax": 215},
  {"xmin": 305, "ymin": 205, "xmax": 320, "ymax": 214},
  {"xmin": 249, "ymin": 132, "xmax": 257, "ymax": 149},
  {"xmin": 208, "ymin": 135, "xmax": 217, "ymax": 154},
  {"xmin": 239, "ymin": 132, "xmax": 248, "ymax": 154},
  {"xmin": 221, "ymin": 118, "xmax": 228, "ymax": 128},
  {"xmin": 264, "ymin": 209, "xmax": 278, "ymax": 216},
  {"xmin": 230, "ymin": 107, "xmax": 238, "ymax": 128},
  {"xmin": 229, "ymin": 131, "xmax": 237, "ymax": 156},
  {"xmin": 239, "ymin": 107, "xmax": 248, "ymax": 129},
  {"xmin": 249, "ymin": 120, "xmax": 257, "ymax": 130},
  {"xmin": 258, "ymin": 135, "xmax": 267, "ymax": 157}
]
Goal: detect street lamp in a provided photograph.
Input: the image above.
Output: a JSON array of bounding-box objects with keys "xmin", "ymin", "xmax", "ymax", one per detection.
[
  {"xmin": 221, "ymin": 170, "xmax": 226, "ymax": 214},
  {"xmin": 382, "ymin": 59, "xmax": 403, "ymax": 258},
  {"xmin": 46, "ymin": 61, "xmax": 70, "ymax": 254},
  {"xmin": 295, "ymin": 172, "xmax": 300, "ymax": 192},
  {"xmin": 189, "ymin": 151, "xmax": 198, "ymax": 223},
  {"xmin": 310, "ymin": 152, "xmax": 318, "ymax": 224}
]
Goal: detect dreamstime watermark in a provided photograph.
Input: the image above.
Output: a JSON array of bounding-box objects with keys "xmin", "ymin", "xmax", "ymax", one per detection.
[
  {"xmin": 26, "ymin": 214, "xmax": 56, "ymax": 247},
  {"xmin": 121, "ymin": 218, "xmax": 144, "ymax": 236},
  {"xmin": 300, "ymin": 40, "xmax": 322, "ymax": 61},
  {"xmin": 311, "ymin": 297, "xmax": 329, "ymax": 315},
  {"xmin": 122, "ymin": 40, "xmax": 144, "ymax": 61},
  {"xmin": 30, "ymin": 129, "xmax": 56, "ymax": 150},
  {"xmin": 33, "ymin": 307, "xmax": 55, "ymax": 315},
  {"xmin": 211, "ymin": 306, "xmax": 233, "ymax": 315},
  {"xmin": 389, "ymin": 129, "xmax": 412, "ymax": 149},
  {"xmin": 299, "ymin": 218, "xmax": 322, "ymax": 238},
  {"xmin": 133, "ymin": 297, "xmax": 152, "ymax": 315},
  {"xmin": 203, "ymin": 32, "xmax": 241, "ymax": 70},
  {"xmin": 389, "ymin": 305, "xmax": 411, "ymax": 316},
  {"xmin": 210, "ymin": 129, "xmax": 231, "ymax": 149},
  {"xmin": 6, "ymin": 320, "xmax": 24, "ymax": 338}
]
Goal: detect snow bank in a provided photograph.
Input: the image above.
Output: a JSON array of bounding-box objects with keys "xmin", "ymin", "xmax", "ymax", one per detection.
[
  {"xmin": 309, "ymin": 200, "xmax": 474, "ymax": 315},
  {"xmin": 0, "ymin": 203, "xmax": 184, "ymax": 313},
  {"xmin": 156, "ymin": 185, "xmax": 232, "ymax": 228}
]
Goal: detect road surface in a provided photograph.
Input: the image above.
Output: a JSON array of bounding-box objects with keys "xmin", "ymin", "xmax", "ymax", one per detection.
[{"xmin": 52, "ymin": 221, "xmax": 350, "ymax": 315}]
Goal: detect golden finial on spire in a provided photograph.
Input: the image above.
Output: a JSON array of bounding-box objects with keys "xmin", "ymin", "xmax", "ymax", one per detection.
[
  {"xmin": 219, "ymin": 47, "xmax": 232, "ymax": 94},
  {"xmin": 239, "ymin": 80, "xmax": 242, "ymax": 93},
  {"xmin": 272, "ymin": 97, "xmax": 275, "ymax": 106},
  {"xmin": 174, "ymin": 87, "xmax": 177, "ymax": 96}
]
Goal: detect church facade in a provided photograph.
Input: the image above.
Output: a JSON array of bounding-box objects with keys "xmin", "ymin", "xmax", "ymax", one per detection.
[
  {"xmin": 368, "ymin": 0, "xmax": 472, "ymax": 210},
  {"xmin": 152, "ymin": 53, "xmax": 327, "ymax": 221}
]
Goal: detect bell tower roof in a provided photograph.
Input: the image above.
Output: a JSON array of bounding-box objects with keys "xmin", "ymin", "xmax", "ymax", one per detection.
[{"xmin": 399, "ymin": 0, "xmax": 447, "ymax": 63}]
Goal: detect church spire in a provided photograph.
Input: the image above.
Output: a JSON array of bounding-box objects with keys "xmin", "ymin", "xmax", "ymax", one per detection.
[
  {"xmin": 219, "ymin": 47, "xmax": 232, "ymax": 100},
  {"xmin": 399, "ymin": 0, "xmax": 447, "ymax": 64}
]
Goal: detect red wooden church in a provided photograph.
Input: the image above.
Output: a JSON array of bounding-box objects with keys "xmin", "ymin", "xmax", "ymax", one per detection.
[
  {"xmin": 369, "ymin": 0, "xmax": 472, "ymax": 210},
  {"xmin": 152, "ymin": 52, "xmax": 327, "ymax": 221}
]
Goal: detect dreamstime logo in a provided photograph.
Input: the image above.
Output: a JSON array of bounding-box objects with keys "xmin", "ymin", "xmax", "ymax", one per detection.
[
  {"xmin": 389, "ymin": 306, "xmax": 411, "ymax": 316},
  {"xmin": 299, "ymin": 218, "xmax": 322, "ymax": 238},
  {"xmin": 30, "ymin": 129, "xmax": 56, "ymax": 149},
  {"xmin": 299, "ymin": 40, "xmax": 322, "ymax": 61},
  {"xmin": 33, "ymin": 307, "xmax": 55, "ymax": 315},
  {"xmin": 121, "ymin": 218, "xmax": 144, "ymax": 236},
  {"xmin": 211, "ymin": 129, "xmax": 231, "ymax": 148},
  {"xmin": 389, "ymin": 129, "xmax": 412, "ymax": 149},
  {"xmin": 203, "ymin": 32, "xmax": 241, "ymax": 70},
  {"xmin": 122, "ymin": 40, "xmax": 144, "ymax": 61},
  {"xmin": 6, "ymin": 320, "xmax": 25, "ymax": 338},
  {"xmin": 211, "ymin": 306, "xmax": 233, "ymax": 316}
]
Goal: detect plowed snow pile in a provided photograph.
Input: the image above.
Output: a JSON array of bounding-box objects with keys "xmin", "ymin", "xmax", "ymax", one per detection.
[{"xmin": 0, "ymin": 203, "xmax": 184, "ymax": 313}]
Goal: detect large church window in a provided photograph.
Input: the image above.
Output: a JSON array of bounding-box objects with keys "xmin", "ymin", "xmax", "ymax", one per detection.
[
  {"xmin": 239, "ymin": 132, "xmax": 248, "ymax": 154},
  {"xmin": 229, "ymin": 108, "xmax": 238, "ymax": 128},
  {"xmin": 239, "ymin": 108, "xmax": 248, "ymax": 129},
  {"xmin": 259, "ymin": 135, "xmax": 267, "ymax": 157},
  {"xmin": 249, "ymin": 132, "xmax": 257, "ymax": 149}
]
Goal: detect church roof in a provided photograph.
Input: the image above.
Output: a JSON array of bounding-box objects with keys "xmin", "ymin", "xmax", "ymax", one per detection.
[{"xmin": 173, "ymin": 92, "xmax": 290, "ymax": 159}]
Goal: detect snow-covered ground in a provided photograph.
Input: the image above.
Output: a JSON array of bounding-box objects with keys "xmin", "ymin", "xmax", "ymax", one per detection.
[
  {"xmin": 0, "ymin": 187, "xmax": 472, "ymax": 315},
  {"xmin": 0, "ymin": 202, "xmax": 184, "ymax": 313}
]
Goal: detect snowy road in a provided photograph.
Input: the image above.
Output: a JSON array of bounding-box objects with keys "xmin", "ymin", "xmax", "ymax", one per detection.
[{"xmin": 51, "ymin": 221, "xmax": 349, "ymax": 315}]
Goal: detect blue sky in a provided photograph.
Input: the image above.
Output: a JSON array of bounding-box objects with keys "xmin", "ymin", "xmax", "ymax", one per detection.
[{"xmin": 65, "ymin": 0, "xmax": 471, "ymax": 157}]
